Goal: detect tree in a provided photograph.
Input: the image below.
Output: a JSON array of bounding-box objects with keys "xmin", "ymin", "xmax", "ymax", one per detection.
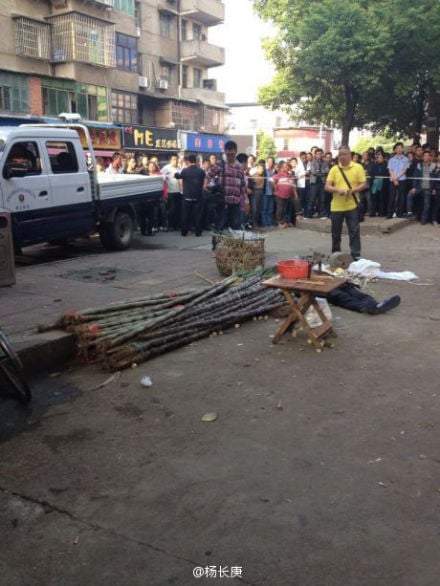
[
  {"xmin": 253, "ymin": 0, "xmax": 440, "ymax": 144},
  {"xmin": 256, "ymin": 130, "xmax": 277, "ymax": 160}
]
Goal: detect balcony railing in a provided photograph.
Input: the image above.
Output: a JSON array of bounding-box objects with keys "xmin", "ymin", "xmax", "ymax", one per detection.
[
  {"xmin": 179, "ymin": 0, "xmax": 224, "ymax": 26},
  {"xmin": 180, "ymin": 39, "xmax": 224, "ymax": 68},
  {"xmin": 47, "ymin": 12, "xmax": 115, "ymax": 68},
  {"xmin": 14, "ymin": 16, "xmax": 51, "ymax": 61}
]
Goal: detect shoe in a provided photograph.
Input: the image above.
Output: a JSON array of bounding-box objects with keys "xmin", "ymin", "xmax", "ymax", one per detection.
[
  {"xmin": 392, "ymin": 212, "xmax": 397, "ymax": 218},
  {"xmin": 406, "ymin": 212, "xmax": 414, "ymax": 218},
  {"xmin": 195, "ymin": 232, "xmax": 202, "ymax": 237},
  {"xmin": 433, "ymin": 221, "xmax": 439, "ymax": 227},
  {"xmin": 181, "ymin": 231, "xmax": 188, "ymax": 236},
  {"xmin": 374, "ymin": 295, "xmax": 401, "ymax": 314},
  {"xmin": 320, "ymin": 216, "xmax": 328, "ymax": 220},
  {"xmin": 302, "ymin": 217, "xmax": 310, "ymax": 222}
]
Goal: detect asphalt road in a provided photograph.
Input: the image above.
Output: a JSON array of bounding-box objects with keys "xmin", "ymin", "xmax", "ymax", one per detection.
[{"xmin": 1, "ymin": 222, "xmax": 440, "ymax": 586}]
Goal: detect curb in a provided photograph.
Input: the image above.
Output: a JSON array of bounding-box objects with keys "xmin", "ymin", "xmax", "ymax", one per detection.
[
  {"xmin": 14, "ymin": 330, "xmax": 76, "ymax": 378},
  {"xmin": 296, "ymin": 217, "xmax": 411, "ymax": 235}
]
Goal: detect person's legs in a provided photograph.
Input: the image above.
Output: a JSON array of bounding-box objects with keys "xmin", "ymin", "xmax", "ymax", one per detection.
[
  {"xmin": 317, "ymin": 183, "xmax": 327, "ymax": 217},
  {"xmin": 262, "ymin": 193, "xmax": 274, "ymax": 226},
  {"xmin": 330, "ymin": 211, "xmax": 344, "ymax": 253},
  {"xmin": 297, "ymin": 187, "xmax": 306, "ymax": 215},
  {"xmin": 432, "ymin": 191, "xmax": 440, "ymax": 224},
  {"xmin": 194, "ymin": 198, "xmax": 204, "ymax": 235},
  {"xmin": 180, "ymin": 199, "xmax": 191, "ymax": 236},
  {"xmin": 224, "ymin": 203, "xmax": 241, "ymax": 229},
  {"xmin": 252, "ymin": 188, "xmax": 264, "ymax": 227},
  {"xmin": 345, "ymin": 208, "xmax": 361, "ymax": 260},
  {"xmin": 306, "ymin": 183, "xmax": 318, "ymax": 218},
  {"xmin": 421, "ymin": 189, "xmax": 431, "ymax": 224},
  {"xmin": 397, "ymin": 181, "xmax": 407, "ymax": 216},
  {"xmin": 406, "ymin": 190, "xmax": 416, "ymax": 215},
  {"xmin": 327, "ymin": 283, "xmax": 377, "ymax": 313},
  {"xmin": 387, "ymin": 183, "xmax": 397, "ymax": 218}
]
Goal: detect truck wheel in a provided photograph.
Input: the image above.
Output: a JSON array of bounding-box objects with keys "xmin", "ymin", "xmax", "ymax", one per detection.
[{"xmin": 100, "ymin": 211, "xmax": 134, "ymax": 251}]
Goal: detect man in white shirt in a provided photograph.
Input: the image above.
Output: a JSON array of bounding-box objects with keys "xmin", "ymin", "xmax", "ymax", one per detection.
[{"xmin": 161, "ymin": 154, "xmax": 182, "ymax": 230}]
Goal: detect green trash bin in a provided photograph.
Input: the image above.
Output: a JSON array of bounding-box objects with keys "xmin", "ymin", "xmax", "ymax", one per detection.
[{"xmin": 0, "ymin": 211, "xmax": 15, "ymax": 287}]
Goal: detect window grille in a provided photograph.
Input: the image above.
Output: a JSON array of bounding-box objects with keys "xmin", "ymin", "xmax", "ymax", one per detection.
[
  {"xmin": 14, "ymin": 17, "xmax": 51, "ymax": 60},
  {"xmin": 47, "ymin": 13, "xmax": 115, "ymax": 67}
]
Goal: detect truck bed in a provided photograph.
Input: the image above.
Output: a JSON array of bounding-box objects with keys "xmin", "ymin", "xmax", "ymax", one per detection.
[{"xmin": 97, "ymin": 173, "xmax": 164, "ymax": 200}]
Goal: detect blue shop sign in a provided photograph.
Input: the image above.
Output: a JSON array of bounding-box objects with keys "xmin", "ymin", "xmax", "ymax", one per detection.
[{"xmin": 182, "ymin": 132, "xmax": 228, "ymax": 153}]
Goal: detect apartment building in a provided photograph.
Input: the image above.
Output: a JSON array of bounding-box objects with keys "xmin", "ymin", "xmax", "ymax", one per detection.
[{"xmin": 0, "ymin": 0, "xmax": 227, "ymax": 156}]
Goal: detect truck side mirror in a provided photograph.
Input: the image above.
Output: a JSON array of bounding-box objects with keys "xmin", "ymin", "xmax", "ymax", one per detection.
[{"xmin": 3, "ymin": 163, "xmax": 28, "ymax": 179}]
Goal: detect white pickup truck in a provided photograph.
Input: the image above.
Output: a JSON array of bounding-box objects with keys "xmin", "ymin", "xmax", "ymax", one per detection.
[{"xmin": 0, "ymin": 124, "xmax": 163, "ymax": 251}]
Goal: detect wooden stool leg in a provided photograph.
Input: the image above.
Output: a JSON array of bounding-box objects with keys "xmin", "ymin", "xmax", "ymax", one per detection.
[{"xmin": 272, "ymin": 290, "xmax": 298, "ymax": 343}]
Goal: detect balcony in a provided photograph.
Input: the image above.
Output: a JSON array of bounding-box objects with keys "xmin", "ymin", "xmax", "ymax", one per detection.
[
  {"xmin": 179, "ymin": 0, "xmax": 224, "ymax": 26},
  {"xmin": 180, "ymin": 39, "xmax": 224, "ymax": 68},
  {"xmin": 47, "ymin": 12, "xmax": 115, "ymax": 68},
  {"xmin": 180, "ymin": 86, "xmax": 225, "ymax": 108}
]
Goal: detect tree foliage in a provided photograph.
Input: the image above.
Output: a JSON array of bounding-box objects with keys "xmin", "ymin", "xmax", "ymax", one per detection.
[
  {"xmin": 256, "ymin": 130, "xmax": 277, "ymax": 160},
  {"xmin": 253, "ymin": 0, "xmax": 440, "ymax": 144}
]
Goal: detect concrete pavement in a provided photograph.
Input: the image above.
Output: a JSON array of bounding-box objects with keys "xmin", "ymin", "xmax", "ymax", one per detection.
[{"xmin": 0, "ymin": 216, "xmax": 414, "ymax": 376}]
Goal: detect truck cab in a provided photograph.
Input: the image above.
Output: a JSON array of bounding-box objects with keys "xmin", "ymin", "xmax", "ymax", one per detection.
[{"xmin": 0, "ymin": 127, "xmax": 95, "ymax": 248}]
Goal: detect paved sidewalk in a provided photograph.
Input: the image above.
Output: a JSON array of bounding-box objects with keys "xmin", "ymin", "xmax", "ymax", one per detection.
[{"xmin": 0, "ymin": 216, "xmax": 415, "ymax": 375}]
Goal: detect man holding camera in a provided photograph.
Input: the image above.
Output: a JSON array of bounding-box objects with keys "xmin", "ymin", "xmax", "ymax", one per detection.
[{"xmin": 325, "ymin": 146, "xmax": 367, "ymax": 261}]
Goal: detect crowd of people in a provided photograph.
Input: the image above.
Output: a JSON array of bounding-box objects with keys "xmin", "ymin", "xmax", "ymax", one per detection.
[{"xmin": 93, "ymin": 139, "xmax": 440, "ymax": 240}]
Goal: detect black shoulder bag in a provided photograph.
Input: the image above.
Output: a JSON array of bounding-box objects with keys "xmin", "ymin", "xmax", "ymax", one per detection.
[{"xmin": 338, "ymin": 166, "xmax": 364, "ymax": 222}]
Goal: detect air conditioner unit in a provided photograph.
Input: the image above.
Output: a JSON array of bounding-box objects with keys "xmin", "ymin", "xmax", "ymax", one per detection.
[
  {"xmin": 203, "ymin": 78, "xmax": 217, "ymax": 91},
  {"xmin": 156, "ymin": 79, "xmax": 169, "ymax": 90},
  {"xmin": 138, "ymin": 76, "xmax": 149, "ymax": 88}
]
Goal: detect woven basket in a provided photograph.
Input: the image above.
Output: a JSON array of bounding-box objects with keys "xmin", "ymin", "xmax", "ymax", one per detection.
[{"xmin": 214, "ymin": 234, "xmax": 265, "ymax": 276}]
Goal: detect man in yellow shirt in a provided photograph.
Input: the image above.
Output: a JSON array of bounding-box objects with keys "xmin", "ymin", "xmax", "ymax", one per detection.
[{"xmin": 325, "ymin": 146, "xmax": 367, "ymax": 261}]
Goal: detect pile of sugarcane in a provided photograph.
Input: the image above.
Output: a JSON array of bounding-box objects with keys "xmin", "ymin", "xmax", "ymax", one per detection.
[{"xmin": 51, "ymin": 273, "xmax": 286, "ymax": 371}]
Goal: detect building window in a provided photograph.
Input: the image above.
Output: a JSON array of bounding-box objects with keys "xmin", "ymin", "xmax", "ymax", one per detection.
[
  {"xmin": 192, "ymin": 23, "xmax": 201, "ymax": 40},
  {"xmin": 116, "ymin": 33, "xmax": 138, "ymax": 72},
  {"xmin": 193, "ymin": 68, "xmax": 202, "ymax": 88},
  {"xmin": 14, "ymin": 17, "xmax": 51, "ymax": 60},
  {"xmin": 114, "ymin": 0, "xmax": 135, "ymax": 16},
  {"xmin": 182, "ymin": 65, "xmax": 188, "ymax": 88},
  {"xmin": 42, "ymin": 79, "xmax": 108, "ymax": 121},
  {"xmin": 0, "ymin": 73, "xmax": 29, "ymax": 114},
  {"xmin": 134, "ymin": 2, "xmax": 141, "ymax": 30},
  {"xmin": 181, "ymin": 20, "xmax": 187, "ymax": 41},
  {"xmin": 111, "ymin": 91, "xmax": 138, "ymax": 124},
  {"xmin": 172, "ymin": 100, "xmax": 200, "ymax": 131},
  {"xmin": 159, "ymin": 12, "xmax": 174, "ymax": 39}
]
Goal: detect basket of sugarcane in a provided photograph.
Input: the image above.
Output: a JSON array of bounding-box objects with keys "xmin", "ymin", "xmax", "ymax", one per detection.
[{"xmin": 214, "ymin": 232, "xmax": 265, "ymax": 276}]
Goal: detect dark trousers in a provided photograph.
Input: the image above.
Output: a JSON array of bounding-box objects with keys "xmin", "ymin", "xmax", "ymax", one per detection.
[
  {"xmin": 181, "ymin": 197, "xmax": 203, "ymax": 235},
  {"xmin": 217, "ymin": 203, "xmax": 241, "ymax": 231},
  {"xmin": 407, "ymin": 189, "xmax": 432, "ymax": 223},
  {"xmin": 387, "ymin": 181, "xmax": 406, "ymax": 217},
  {"xmin": 327, "ymin": 282, "xmax": 377, "ymax": 313},
  {"xmin": 297, "ymin": 187, "xmax": 306, "ymax": 214},
  {"xmin": 331, "ymin": 208, "xmax": 361, "ymax": 260},
  {"xmin": 251, "ymin": 188, "xmax": 264, "ymax": 227},
  {"xmin": 275, "ymin": 196, "xmax": 290, "ymax": 224},
  {"xmin": 306, "ymin": 182, "xmax": 325, "ymax": 217},
  {"xmin": 167, "ymin": 192, "xmax": 182, "ymax": 230},
  {"xmin": 140, "ymin": 202, "xmax": 157, "ymax": 235}
]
